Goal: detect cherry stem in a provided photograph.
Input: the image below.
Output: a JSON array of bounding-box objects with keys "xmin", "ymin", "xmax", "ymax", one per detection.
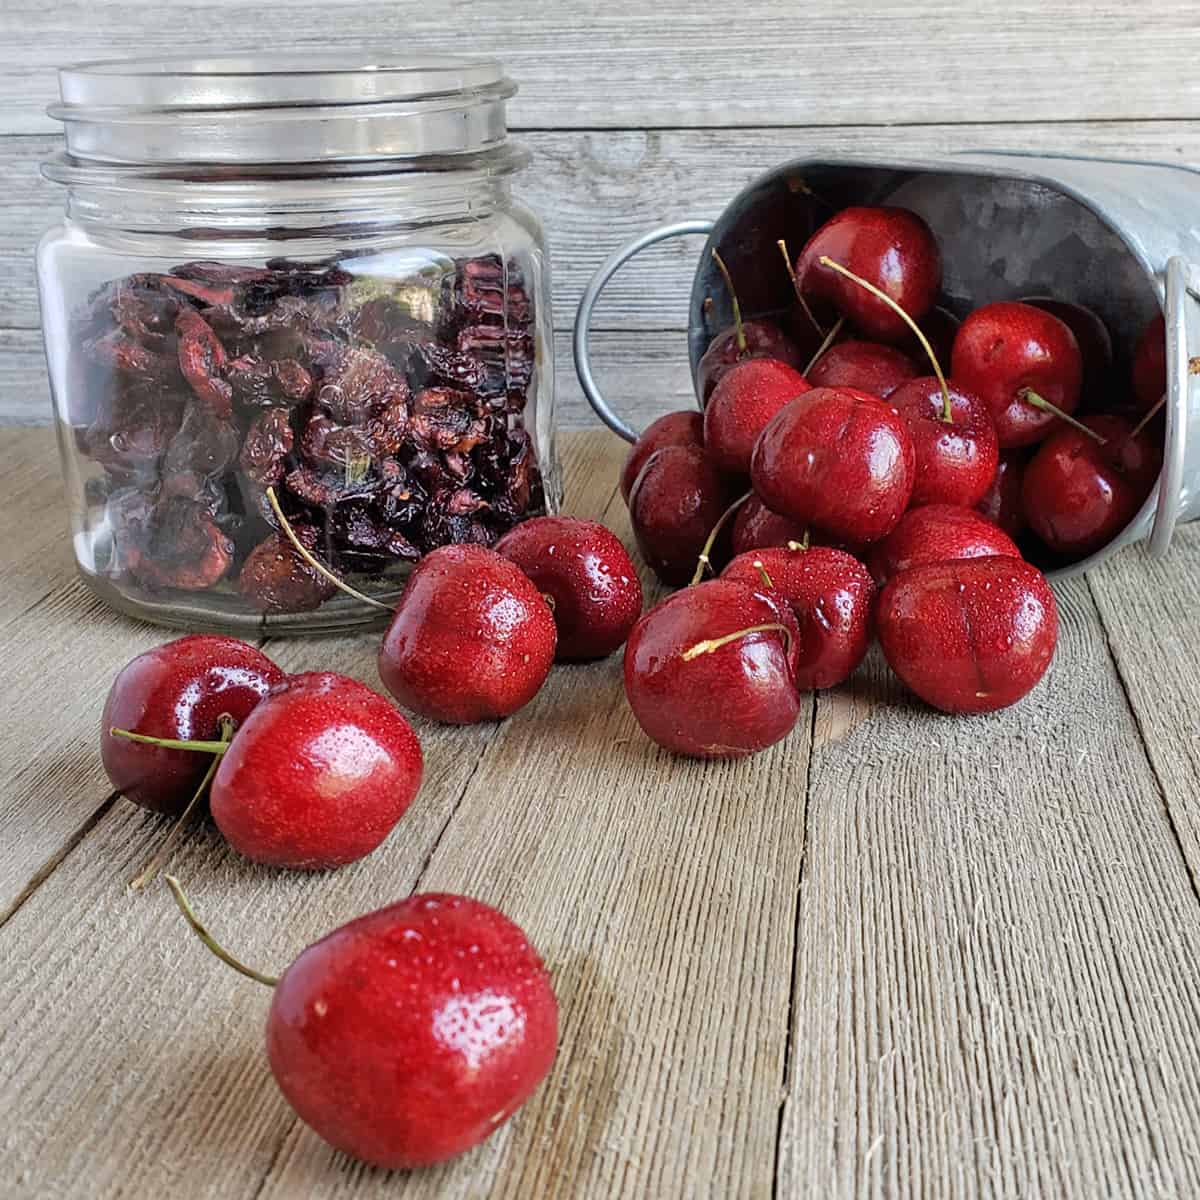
[
  {"xmin": 710, "ymin": 249, "xmax": 747, "ymax": 355},
  {"xmin": 803, "ymin": 316, "xmax": 845, "ymax": 376},
  {"xmin": 690, "ymin": 490, "xmax": 752, "ymax": 586},
  {"xmin": 265, "ymin": 486, "xmax": 393, "ymax": 612},
  {"xmin": 752, "ymin": 559, "xmax": 775, "ymax": 589},
  {"xmin": 816, "ymin": 255, "xmax": 953, "ymax": 423},
  {"xmin": 786, "ymin": 533, "xmax": 812, "ymax": 552},
  {"xmin": 776, "ymin": 239, "xmax": 826, "ymax": 338},
  {"xmin": 110, "ymin": 727, "xmax": 232, "ymax": 755},
  {"xmin": 164, "ymin": 875, "xmax": 279, "ymax": 988},
  {"xmin": 1127, "ymin": 395, "xmax": 1166, "ymax": 442},
  {"xmin": 128, "ymin": 715, "xmax": 236, "ymax": 892},
  {"xmin": 1017, "ymin": 389, "xmax": 1106, "ymax": 444},
  {"xmin": 680, "ymin": 622, "xmax": 794, "ymax": 663}
]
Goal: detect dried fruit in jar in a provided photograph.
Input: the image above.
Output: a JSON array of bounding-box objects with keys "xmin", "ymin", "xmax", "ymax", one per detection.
[{"xmin": 238, "ymin": 524, "xmax": 338, "ymax": 613}]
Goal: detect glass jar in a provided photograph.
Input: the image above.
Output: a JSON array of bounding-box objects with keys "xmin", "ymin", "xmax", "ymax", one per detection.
[{"xmin": 37, "ymin": 55, "xmax": 558, "ymax": 633}]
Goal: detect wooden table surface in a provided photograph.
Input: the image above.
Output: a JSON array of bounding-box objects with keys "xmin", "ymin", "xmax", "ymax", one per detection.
[{"xmin": 4, "ymin": 425, "xmax": 1200, "ymax": 1198}]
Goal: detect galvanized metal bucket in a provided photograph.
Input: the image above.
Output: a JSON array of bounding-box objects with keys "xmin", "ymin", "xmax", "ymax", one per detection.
[{"xmin": 573, "ymin": 152, "xmax": 1200, "ymax": 578}]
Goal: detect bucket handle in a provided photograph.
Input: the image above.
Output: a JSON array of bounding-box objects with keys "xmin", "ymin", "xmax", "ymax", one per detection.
[
  {"xmin": 573, "ymin": 220, "xmax": 714, "ymax": 443},
  {"xmin": 1149, "ymin": 256, "xmax": 1194, "ymax": 557}
]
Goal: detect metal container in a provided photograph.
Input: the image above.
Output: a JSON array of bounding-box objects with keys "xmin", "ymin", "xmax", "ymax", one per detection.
[{"xmin": 573, "ymin": 152, "xmax": 1200, "ymax": 578}]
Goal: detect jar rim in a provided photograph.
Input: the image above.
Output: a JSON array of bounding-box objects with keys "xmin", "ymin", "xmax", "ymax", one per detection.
[{"xmin": 49, "ymin": 52, "xmax": 518, "ymax": 166}]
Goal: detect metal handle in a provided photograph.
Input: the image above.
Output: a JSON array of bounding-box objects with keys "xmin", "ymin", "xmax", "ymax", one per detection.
[
  {"xmin": 1149, "ymin": 256, "xmax": 1194, "ymax": 557},
  {"xmin": 573, "ymin": 220, "xmax": 714, "ymax": 443}
]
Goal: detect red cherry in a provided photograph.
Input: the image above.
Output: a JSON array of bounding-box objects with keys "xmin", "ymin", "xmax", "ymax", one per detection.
[
  {"xmin": 731, "ymin": 494, "xmax": 808, "ymax": 555},
  {"xmin": 266, "ymin": 893, "xmax": 557, "ymax": 1167},
  {"xmin": 877, "ymin": 557, "xmax": 1058, "ymax": 713},
  {"xmin": 1022, "ymin": 296, "xmax": 1114, "ymax": 402},
  {"xmin": 722, "ymin": 545, "xmax": 875, "ymax": 690},
  {"xmin": 209, "ymin": 672, "xmax": 423, "ymax": 869},
  {"xmin": 101, "ymin": 635, "xmax": 284, "ymax": 815},
  {"xmin": 975, "ymin": 451, "xmax": 1028, "ymax": 539},
  {"xmin": 619, "ymin": 410, "xmax": 703, "ymax": 503},
  {"xmin": 1022, "ymin": 414, "xmax": 1161, "ymax": 559},
  {"xmin": 806, "ymin": 339, "xmax": 918, "ymax": 399},
  {"xmin": 379, "ymin": 545, "xmax": 556, "ymax": 723},
  {"xmin": 628, "ymin": 444, "xmax": 734, "ymax": 585},
  {"xmin": 697, "ymin": 318, "xmax": 804, "ymax": 401},
  {"xmin": 750, "ymin": 386, "xmax": 916, "ymax": 544},
  {"xmin": 868, "ymin": 504, "xmax": 1020, "ymax": 586},
  {"xmin": 703, "ymin": 357, "xmax": 811, "ymax": 475},
  {"xmin": 889, "ymin": 376, "xmax": 999, "ymax": 508},
  {"xmin": 495, "ymin": 516, "xmax": 643, "ymax": 661},
  {"xmin": 904, "ymin": 305, "xmax": 961, "ymax": 369},
  {"xmin": 623, "ymin": 579, "xmax": 800, "ymax": 758},
  {"xmin": 796, "ymin": 206, "xmax": 942, "ymax": 343},
  {"xmin": 951, "ymin": 301, "xmax": 1083, "ymax": 448},
  {"xmin": 1132, "ymin": 312, "xmax": 1166, "ymax": 414}
]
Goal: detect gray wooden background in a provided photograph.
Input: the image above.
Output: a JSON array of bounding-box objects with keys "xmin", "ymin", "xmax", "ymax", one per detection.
[{"xmin": 2, "ymin": 0, "xmax": 1199, "ymax": 435}]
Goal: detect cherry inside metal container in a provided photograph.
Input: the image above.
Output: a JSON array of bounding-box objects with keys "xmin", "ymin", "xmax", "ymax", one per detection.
[{"xmin": 574, "ymin": 152, "xmax": 1200, "ymax": 579}]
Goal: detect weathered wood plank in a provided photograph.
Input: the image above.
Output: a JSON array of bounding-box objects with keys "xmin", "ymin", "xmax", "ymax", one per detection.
[
  {"xmin": 777, "ymin": 583, "xmax": 1200, "ymax": 1197},
  {"xmin": 3, "ymin": 1, "xmax": 1200, "ymax": 135}
]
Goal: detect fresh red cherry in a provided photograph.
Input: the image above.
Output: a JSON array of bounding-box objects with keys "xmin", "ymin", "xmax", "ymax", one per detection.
[
  {"xmin": 889, "ymin": 376, "xmax": 999, "ymax": 507},
  {"xmin": 1022, "ymin": 296, "xmax": 1114, "ymax": 402},
  {"xmin": 379, "ymin": 545, "xmax": 556, "ymax": 723},
  {"xmin": 795, "ymin": 206, "xmax": 942, "ymax": 343},
  {"xmin": 619, "ymin": 410, "xmax": 703, "ymax": 503},
  {"xmin": 868, "ymin": 504, "xmax": 1020, "ymax": 586},
  {"xmin": 1132, "ymin": 312, "xmax": 1166, "ymax": 414},
  {"xmin": 806, "ymin": 339, "xmax": 918, "ymax": 399},
  {"xmin": 209, "ymin": 672, "xmax": 423, "ymax": 869},
  {"xmin": 1022, "ymin": 413, "xmax": 1161, "ymax": 559},
  {"xmin": 722, "ymin": 545, "xmax": 875, "ymax": 690},
  {"xmin": 495, "ymin": 516, "xmax": 643, "ymax": 661},
  {"xmin": 703, "ymin": 357, "xmax": 811, "ymax": 475},
  {"xmin": 731, "ymin": 494, "xmax": 808, "ymax": 555},
  {"xmin": 168, "ymin": 881, "xmax": 557, "ymax": 1169},
  {"xmin": 629, "ymin": 444, "xmax": 734, "ymax": 585},
  {"xmin": 623, "ymin": 579, "xmax": 800, "ymax": 758},
  {"xmin": 751, "ymin": 386, "xmax": 916, "ymax": 544},
  {"xmin": 975, "ymin": 451, "xmax": 1028, "ymax": 539},
  {"xmin": 877, "ymin": 557, "xmax": 1058, "ymax": 713},
  {"xmin": 101, "ymin": 635, "xmax": 284, "ymax": 815},
  {"xmin": 697, "ymin": 318, "xmax": 805, "ymax": 401},
  {"xmin": 951, "ymin": 301, "xmax": 1083, "ymax": 448}
]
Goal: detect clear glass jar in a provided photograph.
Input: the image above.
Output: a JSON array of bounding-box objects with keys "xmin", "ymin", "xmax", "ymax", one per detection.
[{"xmin": 37, "ymin": 55, "xmax": 558, "ymax": 633}]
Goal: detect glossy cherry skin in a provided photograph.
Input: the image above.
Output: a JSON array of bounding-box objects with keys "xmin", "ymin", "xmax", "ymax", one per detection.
[
  {"xmin": 796, "ymin": 206, "xmax": 942, "ymax": 343},
  {"xmin": 267, "ymin": 893, "xmax": 557, "ymax": 1168},
  {"xmin": 703, "ymin": 357, "xmax": 811, "ymax": 475},
  {"xmin": 889, "ymin": 376, "xmax": 999, "ymax": 508},
  {"xmin": 868, "ymin": 504, "xmax": 1021, "ymax": 586},
  {"xmin": 975, "ymin": 451, "xmax": 1028, "ymax": 539},
  {"xmin": 629, "ymin": 445, "xmax": 734, "ymax": 586},
  {"xmin": 1022, "ymin": 296, "xmax": 1114, "ymax": 402},
  {"xmin": 697, "ymin": 319, "xmax": 804, "ymax": 401},
  {"xmin": 623, "ymin": 579, "xmax": 800, "ymax": 758},
  {"xmin": 100, "ymin": 635, "xmax": 284, "ymax": 815},
  {"xmin": 806, "ymin": 339, "xmax": 918, "ymax": 399},
  {"xmin": 1022, "ymin": 414, "xmax": 1161, "ymax": 559},
  {"xmin": 951, "ymin": 301, "xmax": 1083, "ymax": 448},
  {"xmin": 751, "ymin": 386, "xmax": 916, "ymax": 544},
  {"xmin": 619, "ymin": 410, "xmax": 704, "ymax": 503},
  {"xmin": 877, "ymin": 557, "xmax": 1058, "ymax": 714},
  {"xmin": 1132, "ymin": 312, "xmax": 1166, "ymax": 414},
  {"xmin": 495, "ymin": 516, "xmax": 643, "ymax": 661},
  {"xmin": 722, "ymin": 545, "xmax": 875, "ymax": 690},
  {"xmin": 731, "ymin": 494, "xmax": 809, "ymax": 556},
  {"xmin": 379, "ymin": 545, "xmax": 556, "ymax": 724},
  {"xmin": 210, "ymin": 672, "xmax": 423, "ymax": 869}
]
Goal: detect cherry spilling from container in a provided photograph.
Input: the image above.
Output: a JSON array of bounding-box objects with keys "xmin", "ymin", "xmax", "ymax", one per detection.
[
  {"xmin": 379, "ymin": 543, "xmax": 557, "ymax": 723},
  {"xmin": 806, "ymin": 339, "xmax": 918, "ymax": 399},
  {"xmin": 868, "ymin": 503, "xmax": 1021, "ymax": 586},
  {"xmin": 619, "ymin": 410, "xmax": 704, "ymax": 502},
  {"xmin": 167, "ymin": 881, "xmax": 557, "ymax": 1169},
  {"xmin": 495, "ymin": 516, "xmax": 643, "ymax": 660},
  {"xmin": 730, "ymin": 494, "xmax": 809, "ymax": 556},
  {"xmin": 623, "ymin": 579, "xmax": 800, "ymax": 758},
  {"xmin": 703, "ymin": 357, "xmax": 811, "ymax": 476},
  {"xmin": 1022, "ymin": 296, "xmax": 1114, "ymax": 403},
  {"xmin": 696, "ymin": 319, "xmax": 805, "ymax": 402}
]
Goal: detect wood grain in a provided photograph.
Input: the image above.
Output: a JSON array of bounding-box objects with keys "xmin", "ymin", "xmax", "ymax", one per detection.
[
  {"xmin": 3, "ymin": 1, "xmax": 1200, "ymax": 135},
  {"xmin": 778, "ymin": 586, "xmax": 1200, "ymax": 1197}
]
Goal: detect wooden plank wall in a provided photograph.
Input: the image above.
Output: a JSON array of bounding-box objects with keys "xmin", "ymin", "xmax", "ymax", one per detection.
[{"xmin": 1, "ymin": 1, "xmax": 1199, "ymax": 432}]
